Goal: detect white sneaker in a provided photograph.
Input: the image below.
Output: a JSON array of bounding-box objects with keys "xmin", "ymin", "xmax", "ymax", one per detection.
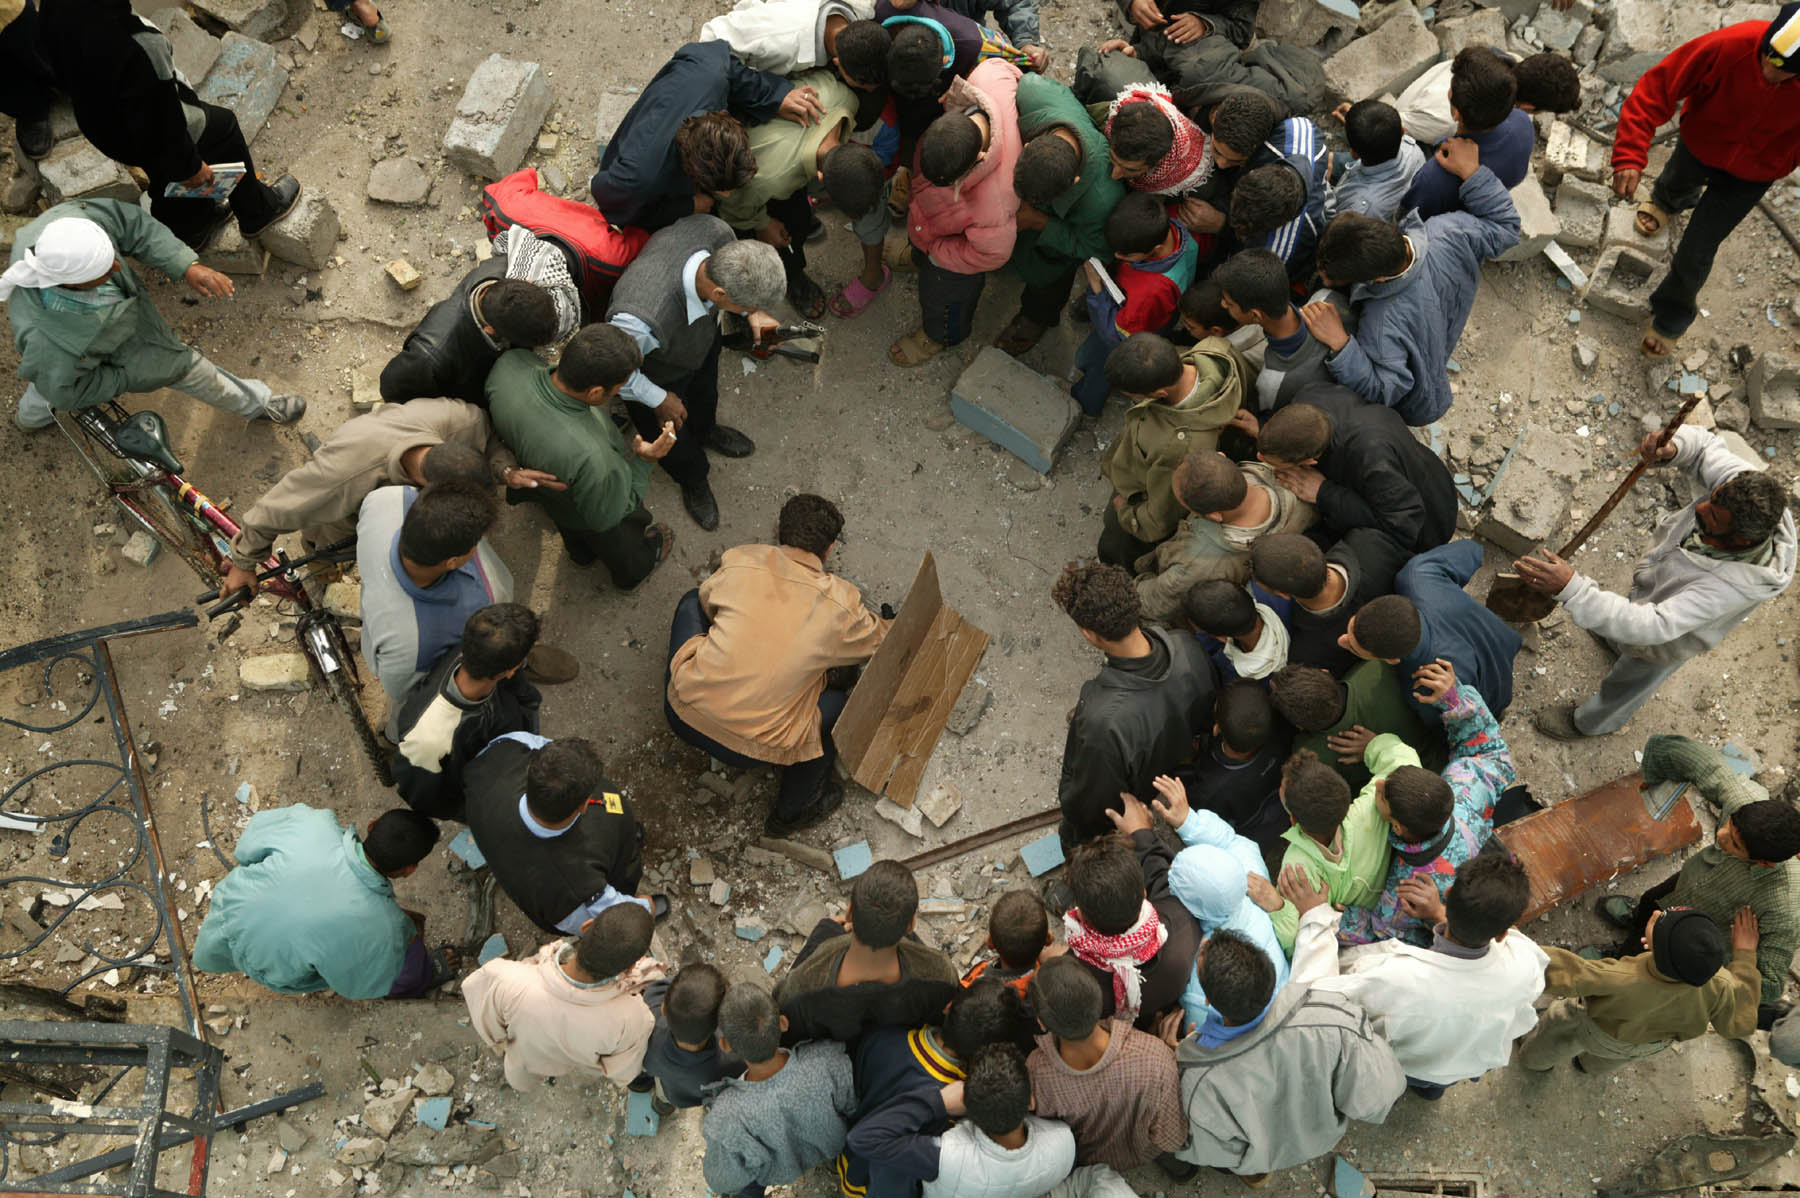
[{"xmin": 261, "ymin": 394, "xmax": 307, "ymax": 424}]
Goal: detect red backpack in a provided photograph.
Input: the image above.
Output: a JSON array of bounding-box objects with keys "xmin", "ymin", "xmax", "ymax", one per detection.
[{"xmin": 479, "ymin": 168, "xmax": 650, "ymax": 318}]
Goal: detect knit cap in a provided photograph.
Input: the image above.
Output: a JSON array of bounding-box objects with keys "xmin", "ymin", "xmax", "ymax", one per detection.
[
  {"xmin": 1761, "ymin": 2, "xmax": 1800, "ymax": 72},
  {"xmin": 1650, "ymin": 908, "xmax": 1729, "ymax": 987}
]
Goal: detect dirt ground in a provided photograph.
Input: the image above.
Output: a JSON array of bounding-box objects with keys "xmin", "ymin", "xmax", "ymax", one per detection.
[{"xmin": 3, "ymin": 0, "xmax": 1800, "ymax": 1192}]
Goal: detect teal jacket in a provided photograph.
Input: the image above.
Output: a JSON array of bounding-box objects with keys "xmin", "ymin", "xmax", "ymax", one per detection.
[
  {"xmin": 6, "ymin": 199, "xmax": 199, "ymax": 411},
  {"xmin": 191, "ymin": 804, "xmax": 415, "ymax": 999},
  {"xmin": 1011, "ymin": 74, "xmax": 1123, "ymax": 288}
]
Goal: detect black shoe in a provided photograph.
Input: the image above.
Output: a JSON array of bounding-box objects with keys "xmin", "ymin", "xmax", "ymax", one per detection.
[
  {"xmin": 1760, "ymin": 1001, "xmax": 1792, "ymax": 1031},
  {"xmin": 649, "ymin": 894, "xmax": 671, "ymax": 922},
  {"xmin": 1595, "ymin": 895, "xmax": 1637, "ymax": 931},
  {"xmin": 15, "ymin": 115, "xmax": 52, "ymax": 160},
  {"xmin": 763, "ymin": 778, "xmax": 845, "ymax": 838},
  {"xmin": 241, "ymin": 175, "xmax": 303, "ymax": 239},
  {"xmin": 1043, "ymin": 879, "xmax": 1075, "ymax": 917},
  {"xmin": 1154, "ymin": 1153, "xmax": 1199, "ymax": 1182},
  {"xmin": 805, "ymin": 214, "xmax": 826, "ymax": 243},
  {"xmin": 703, "ymin": 424, "xmax": 755, "ymax": 458},
  {"xmin": 681, "ymin": 480, "xmax": 719, "ymax": 530},
  {"xmin": 650, "ymin": 1093, "xmax": 676, "ymax": 1116},
  {"xmin": 1068, "ymin": 297, "xmax": 1090, "ymax": 324},
  {"xmin": 627, "ymin": 1073, "xmax": 654, "ymax": 1093}
]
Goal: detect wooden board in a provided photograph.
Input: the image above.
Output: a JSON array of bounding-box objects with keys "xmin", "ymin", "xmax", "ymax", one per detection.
[
  {"xmin": 1495, "ymin": 772, "xmax": 1702, "ymax": 922},
  {"xmin": 835, "ymin": 553, "xmax": 990, "ymax": 807}
]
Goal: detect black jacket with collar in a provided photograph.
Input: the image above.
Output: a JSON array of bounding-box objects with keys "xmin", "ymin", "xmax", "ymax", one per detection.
[{"xmin": 380, "ymin": 258, "xmax": 510, "ymax": 406}]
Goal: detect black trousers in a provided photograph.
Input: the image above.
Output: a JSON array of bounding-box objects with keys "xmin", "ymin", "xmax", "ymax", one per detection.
[
  {"xmin": 626, "ymin": 336, "xmax": 721, "ymax": 489},
  {"xmin": 552, "ymin": 500, "xmax": 661, "ymax": 590},
  {"xmin": 915, "ymin": 247, "xmax": 986, "ymax": 346},
  {"xmin": 143, "ymin": 96, "xmax": 285, "ymax": 247},
  {"xmin": 1626, "ymin": 875, "xmax": 1679, "ymax": 946},
  {"xmin": 1097, "ymin": 503, "xmax": 1159, "ymax": 570},
  {"xmin": 763, "ymin": 188, "xmax": 812, "ymax": 282},
  {"xmin": 1017, "ymin": 259, "xmax": 1080, "ymax": 328},
  {"xmin": 0, "ymin": 3, "xmax": 54, "ymax": 124},
  {"xmin": 1648, "ymin": 139, "xmax": 1773, "ymax": 339}
]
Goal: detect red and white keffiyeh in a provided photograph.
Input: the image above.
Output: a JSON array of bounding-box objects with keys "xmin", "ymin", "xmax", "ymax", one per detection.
[
  {"xmin": 1064, "ymin": 900, "xmax": 1168, "ymax": 1017},
  {"xmin": 1103, "ymin": 83, "xmax": 1213, "ymax": 197}
]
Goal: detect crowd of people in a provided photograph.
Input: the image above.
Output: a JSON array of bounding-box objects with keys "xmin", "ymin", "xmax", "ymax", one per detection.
[{"xmin": 7, "ymin": 0, "xmax": 1800, "ymax": 1191}]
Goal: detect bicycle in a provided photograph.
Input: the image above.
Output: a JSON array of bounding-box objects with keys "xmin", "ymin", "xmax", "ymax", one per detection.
[{"xmin": 53, "ymin": 401, "xmax": 392, "ymax": 784}]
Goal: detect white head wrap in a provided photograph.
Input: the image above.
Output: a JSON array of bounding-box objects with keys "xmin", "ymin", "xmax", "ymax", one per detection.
[{"xmin": 0, "ymin": 218, "xmax": 117, "ymax": 301}]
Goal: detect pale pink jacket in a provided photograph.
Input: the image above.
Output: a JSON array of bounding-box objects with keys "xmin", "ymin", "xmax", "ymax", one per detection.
[{"xmin": 906, "ymin": 58, "xmax": 1023, "ymax": 274}]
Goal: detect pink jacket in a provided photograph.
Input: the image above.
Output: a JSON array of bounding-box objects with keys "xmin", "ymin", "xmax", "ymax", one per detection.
[{"xmin": 907, "ymin": 58, "xmax": 1023, "ymax": 274}]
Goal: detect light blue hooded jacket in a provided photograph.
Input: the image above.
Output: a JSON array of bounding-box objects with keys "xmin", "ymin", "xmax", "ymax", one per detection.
[{"xmin": 1169, "ymin": 808, "xmax": 1291, "ymax": 1033}]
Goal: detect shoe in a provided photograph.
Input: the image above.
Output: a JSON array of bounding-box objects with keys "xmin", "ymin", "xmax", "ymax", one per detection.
[
  {"xmin": 1154, "ymin": 1153, "xmax": 1199, "ymax": 1182},
  {"xmin": 14, "ymin": 402, "xmax": 53, "ymax": 432},
  {"xmin": 994, "ymin": 313, "xmax": 1047, "ymax": 356},
  {"xmin": 649, "ymin": 894, "xmax": 671, "ymax": 922},
  {"xmin": 1595, "ymin": 895, "xmax": 1636, "ymax": 930},
  {"xmin": 650, "ymin": 1093, "xmax": 676, "ymax": 1116},
  {"xmin": 763, "ymin": 777, "xmax": 845, "ymax": 838},
  {"xmin": 366, "ymin": 9, "xmax": 391, "ymax": 42},
  {"xmin": 627, "ymin": 1073, "xmax": 654, "ymax": 1094},
  {"xmin": 520, "ymin": 644, "xmax": 580, "ymax": 685},
  {"xmin": 1241, "ymin": 1175, "xmax": 1271, "ymax": 1190},
  {"xmin": 1760, "ymin": 1001, "xmax": 1792, "ymax": 1031},
  {"xmin": 1043, "ymin": 879, "xmax": 1075, "ymax": 917},
  {"xmin": 1533, "ymin": 704, "xmax": 1592, "ymax": 742},
  {"xmin": 681, "ymin": 480, "xmax": 720, "ymax": 531},
  {"xmin": 805, "ymin": 214, "xmax": 826, "ymax": 243},
  {"xmin": 261, "ymin": 394, "xmax": 306, "ymax": 424},
  {"xmin": 241, "ymin": 175, "xmax": 303, "ymax": 239},
  {"xmin": 15, "ymin": 115, "xmax": 52, "ymax": 160},
  {"xmin": 703, "ymin": 425, "xmax": 755, "ymax": 458}
]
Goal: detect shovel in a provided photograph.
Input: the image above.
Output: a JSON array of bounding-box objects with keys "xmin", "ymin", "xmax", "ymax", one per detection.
[{"xmin": 1485, "ymin": 391, "xmax": 1704, "ymax": 623}]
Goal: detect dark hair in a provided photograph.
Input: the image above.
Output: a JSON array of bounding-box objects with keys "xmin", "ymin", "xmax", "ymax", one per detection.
[
  {"xmin": 1269, "ymin": 666, "xmax": 1346, "ymax": 733},
  {"xmin": 943, "ymin": 978, "xmax": 1033, "ymax": 1060},
  {"xmin": 1230, "ymin": 163, "xmax": 1305, "ymax": 241},
  {"xmin": 1250, "ymin": 533, "xmax": 1327, "ymax": 596},
  {"xmin": 675, "ymin": 111, "xmax": 756, "ymax": 194},
  {"xmin": 1066, "ymin": 834, "xmax": 1146, "ymax": 935},
  {"xmin": 1280, "ymin": 748, "xmax": 1352, "ymax": 841},
  {"xmin": 962, "ymin": 1044, "xmax": 1032, "ymax": 1138},
  {"xmin": 398, "ymin": 480, "xmax": 498, "ymax": 566},
  {"xmin": 1344, "ymin": 99, "xmax": 1403, "ymax": 164},
  {"xmin": 834, "ymin": 19, "xmax": 891, "ymax": 88},
  {"xmin": 1449, "ymin": 47, "xmax": 1518, "ymax": 133},
  {"xmin": 578, "ymin": 901, "xmax": 653, "ymax": 978},
  {"xmin": 419, "ymin": 442, "xmax": 495, "ymax": 489},
  {"xmin": 1051, "ymin": 561, "xmax": 1141, "ymax": 641},
  {"xmin": 1215, "ymin": 249, "xmax": 1291, "ymax": 321},
  {"xmin": 1733, "ymin": 799, "xmax": 1800, "ymax": 863},
  {"xmin": 1183, "ymin": 579, "xmax": 1256, "ymax": 638},
  {"xmin": 1215, "ymin": 679, "xmax": 1274, "ymax": 754},
  {"xmin": 1028, "ymin": 954, "xmax": 1105, "ymax": 1040},
  {"xmin": 525, "ymin": 736, "xmax": 603, "ymax": 824},
  {"xmin": 821, "ymin": 142, "xmax": 885, "ymax": 219},
  {"xmin": 888, "ymin": 24, "xmax": 946, "ymax": 98},
  {"xmin": 364, "ymin": 809, "xmax": 441, "ymax": 874},
  {"xmin": 1106, "ymin": 191, "xmax": 1171, "ymax": 256},
  {"xmin": 850, "ymin": 859, "xmax": 918, "ymax": 950},
  {"xmin": 1714, "ymin": 471, "xmax": 1792, "ymax": 545},
  {"xmin": 1316, "ymin": 212, "xmax": 1409, "ymax": 285},
  {"xmin": 1444, "ymin": 852, "xmax": 1531, "ymax": 945},
  {"xmin": 1350, "ymin": 595, "xmax": 1422, "ymax": 660},
  {"xmin": 1103, "ymin": 331, "xmax": 1183, "ymax": 395},
  {"xmin": 1383, "ymin": 764, "xmax": 1454, "ymax": 841},
  {"xmin": 990, "ymin": 889, "xmax": 1050, "ymax": 973},
  {"xmin": 1258, "ymin": 403, "xmax": 1332, "ymax": 464},
  {"xmin": 920, "ymin": 112, "xmax": 982, "ymax": 186},
  {"xmin": 1514, "ymin": 51, "xmax": 1581, "ymax": 113},
  {"xmin": 1174, "ymin": 450, "xmax": 1247, "ymax": 515},
  {"xmin": 1201, "ymin": 930, "xmax": 1276, "ymax": 1024},
  {"xmin": 1014, "ymin": 131, "xmax": 1081, "ymax": 207},
  {"xmin": 1211, "ymin": 90, "xmax": 1281, "ymax": 159},
  {"xmin": 557, "ymin": 323, "xmax": 642, "ymax": 392},
  {"xmin": 460, "ymin": 602, "xmax": 539, "ymax": 680},
  {"xmin": 664, "ymin": 962, "xmax": 730, "ymax": 1044},
  {"xmin": 777, "ymin": 493, "xmax": 843, "ymax": 558},
  {"xmin": 481, "ymin": 279, "xmax": 558, "ymax": 347},
  {"xmin": 717, "ymin": 982, "xmax": 783, "ymax": 1062},
  {"xmin": 1109, "ymin": 101, "xmax": 1173, "ymax": 168},
  {"xmin": 1180, "ymin": 278, "xmax": 1237, "ymax": 332}
]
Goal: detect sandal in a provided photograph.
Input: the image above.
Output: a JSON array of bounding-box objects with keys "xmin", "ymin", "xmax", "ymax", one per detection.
[
  {"xmin": 1635, "ymin": 200, "xmax": 1669, "ymax": 237},
  {"xmin": 786, "ymin": 273, "xmax": 827, "ymax": 319},
  {"xmin": 995, "ymin": 313, "xmax": 1048, "ymax": 356},
  {"xmin": 1640, "ymin": 326, "xmax": 1678, "ymax": 358},
  {"xmin": 828, "ymin": 265, "xmax": 891, "ymax": 318},
  {"xmin": 422, "ymin": 945, "xmax": 460, "ymax": 991},
  {"xmin": 888, "ymin": 328, "xmax": 943, "ymax": 367}
]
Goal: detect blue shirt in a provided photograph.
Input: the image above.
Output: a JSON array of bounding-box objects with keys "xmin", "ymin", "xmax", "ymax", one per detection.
[{"xmin": 1400, "ymin": 108, "xmax": 1534, "ymax": 220}]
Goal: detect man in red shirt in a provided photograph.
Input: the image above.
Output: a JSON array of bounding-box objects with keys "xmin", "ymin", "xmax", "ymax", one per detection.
[{"xmin": 1612, "ymin": 3, "xmax": 1800, "ymax": 356}]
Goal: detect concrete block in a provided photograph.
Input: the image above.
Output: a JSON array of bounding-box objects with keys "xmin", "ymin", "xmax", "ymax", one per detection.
[
  {"xmin": 1572, "ymin": 22, "xmax": 1605, "ymax": 66},
  {"xmin": 1020, "ymin": 832, "xmax": 1066, "ymax": 877},
  {"xmin": 257, "ymin": 189, "xmax": 338, "ymax": 269},
  {"xmin": 950, "ymin": 347, "xmax": 1079, "ymax": 474},
  {"xmin": 121, "ymin": 530, "xmax": 161, "ymax": 567},
  {"xmin": 447, "ymin": 827, "xmax": 485, "ymax": 869},
  {"xmin": 1603, "ymin": 202, "xmax": 1670, "ymax": 257},
  {"xmin": 1322, "ymin": 7, "xmax": 1441, "ymax": 105},
  {"xmin": 367, "ymin": 157, "xmax": 431, "ymax": 206},
  {"xmin": 412, "ymin": 1065, "xmax": 454, "ymax": 1097},
  {"xmin": 917, "ymin": 782, "xmax": 963, "ymax": 828},
  {"xmin": 385, "ymin": 259, "xmax": 422, "ymax": 291},
  {"xmin": 595, "ymin": 91, "xmax": 637, "ymax": 152},
  {"xmin": 1530, "ymin": 0, "xmax": 1592, "ymax": 52},
  {"xmin": 190, "ymin": 0, "xmax": 287, "ymax": 41},
  {"xmin": 1542, "ymin": 121, "xmax": 1608, "ymax": 185},
  {"xmin": 625, "ymin": 1088, "xmax": 659, "ymax": 1137},
  {"xmin": 1581, "ymin": 243, "xmax": 1667, "ymax": 320},
  {"xmin": 444, "ymin": 55, "xmax": 552, "ymax": 180},
  {"xmin": 1748, "ymin": 353, "xmax": 1800, "ymax": 430},
  {"xmin": 874, "ymin": 797, "xmax": 924, "ymax": 838},
  {"xmin": 1474, "ymin": 421, "xmax": 1589, "ymax": 555},
  {"xmin": 335, "ymin": 1137, "xmax": 385, "ymax": 1167},
  {"xmin": 37, "ymin": 139, "xmax": 139, "ymax": 205},
  {"xmin": 352, "ymin": 370, "xmax": 383, "ymax": 411},
  {"xmin": 363, "ymin": 1088, "xmax": 415, "ymax": 1138},
  {"xmin": 200, "ymin": 222, "xmax": 269, "ymax": 275},
  {"xmin": 1434, "ymin": 8, "xmax": 1508, "ymax": 58},
  {"xmin": 197, "ymin": 33, "xmax": 289, "ymax": 144},
  {"xmin": 1601, "ymin": 0, "xmax": 1777, "ymax": 85},
  {"xmin": 833, "ymin": 840, "xmax": 873, "ymax": 880},
  {"xmin": 151, "ymin": 8, "xmax": 224, "ymax": 83},
  {"xmin": 323, "ymin": 579, "xmax": 360, "ymax": 619},
  {"xmin": 1255, "ymin": 0, "xmax": 1360, "ymax": 48},
  {"xmin": 414, "ymin": 1096, "xmax": 452, "ymax": 1131},
  {"xmin": 239, "ymin": 653, "xmax": 313, "ymax": 692},
  {"xmin": 1495, "ymin": 174, "xmax": 1559, "ymax": 263},
  {"xmin": 1551, "ymin": 178, "xmax": 1610, "ymax": 250}
]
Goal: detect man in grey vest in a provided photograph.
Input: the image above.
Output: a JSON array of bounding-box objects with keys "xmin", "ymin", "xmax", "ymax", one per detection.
[{"xmin": 606, "ymin": 215, "xmax": 786, "ymax": 530}]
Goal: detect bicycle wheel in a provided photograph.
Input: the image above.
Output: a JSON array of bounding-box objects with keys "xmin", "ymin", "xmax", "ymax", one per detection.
[
  {"xmin": 299, "ymin": 613, "xmax": 393, "ymax": 785},
  {"xmin": 56, "ymin": 413, "xmax": 222, "ymax": 587}
]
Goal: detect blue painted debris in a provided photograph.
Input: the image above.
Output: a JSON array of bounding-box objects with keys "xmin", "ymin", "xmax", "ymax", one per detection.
[
  {"xmin": 1590, "ymin": 393, "xmax": 1606, "ymax": 405},
  {"xmin": 1608, "ymin": 402, "xmax": 1621, "ymax": 416},
  {"xmin": 1020, "ymin": 832, "xmax": 1065, "ymax": 877},
  {"xmin": 1555, "ymin": 276, "xmax": 1572, "ymax": 290},
  {"xmin": 1566, "ymin": 309, "xmax": 1581, "ymax": 324},
  {"xmin": 1333, "ymin": 1155, "xmax": 1376, "ymax": 1198},
  {"xmin": 477, "ymin": 934, "xmax": 507, "ymax": 964},
  {"xmin": 762, "ymin": 944, "xmax": 784, "ymax": 972},
  {"xmin": 1768, "ymin": 446, "xmax": 1780, "ymax": 457},
  {"xmin": 1445, "ymin": 357, "xmax": 1460, "ymax": 374},
  {"xmin": 626, "ymin": 1088, "xmax": 659, "ymax": 1136},
  {"xmin": 448, "ymin": 829, "xmax": 486, "ymax": 870},
  {"xmin": 416, "ymin": 1096, "xmax": 452, "ymax": 1130},
  {"xmin": 735, "ymin": 921, "xmax": 767, "ymax": 942},
  {"xmin": 235, "ymin": 782, "xmax": 253, "ymax": 804},
  {"xmin": 1722, "ymin": 743, "xmax": 1758, "ymax": 776},
  {"xmin": 834, "ymin": 840, "xmax": 873, "ymax": 880},
  {"xmin": 466, "ymin": 1118, "xmax": 497, "ymax": 1129},
  {"xmin": 1677, "ymin": 372, "xmax": 1707, "ymax": 397}
]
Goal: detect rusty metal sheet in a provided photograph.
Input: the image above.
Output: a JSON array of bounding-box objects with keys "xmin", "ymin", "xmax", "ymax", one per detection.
[{"xmin": 1495, "ymin": 772, "xmax": 1702, "ymax": 922}]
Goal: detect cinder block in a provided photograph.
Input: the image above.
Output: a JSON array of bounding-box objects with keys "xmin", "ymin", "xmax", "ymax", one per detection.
[
  {"xmin": 595, "ymin": 92, "xmax": 637, "ymax": 153},
  {"xmin": 239, "ymin": 653, "xmax": 313, "ymax": 692},
  {"xmin": 1530, "ymin": 0, "xmax": 1593, "ymax": 52},
  {"xmin": 1542, "ymin": 121, "xmax": 1608, "ymax": 185},
  {"xmin": 1255, "ymin": 0, "xmax": 1360, "ymax": 48},
  {"xmin": 197, "ymin": 33, "xmax": 289, "ymax": 144},
  {"xmin": 1322, "ymin": 7, "xmax": 1441, "ymax": 104},
  {"xmin": 151, "ymin": 8, "xmax": 223, "ymax": 82},
  {"xmin": 1434, "ymin": 8, "xmax": 1508, "ymax": 58},
  {"xmin": 257, "ymin": 189, "xmax": 339, "ymax": 269},
  {"xmin": 1581, "ymin": 243, "xmax": 1667, "ymax": 320},
  {"xmin": 189, "ymin": 0, "xmax": 287, "ymax": 41},
  {"xmin": 950, "ymin": 347, "xmax": 1079, "ymax": 475},
  {"xmin": 1603, "ymin": 202, "xmax": 1670, "ymax": 257},
  {"xmin": 200, "ymin": 222, "xmax": 269, "ymax": 275},
  {"xmin": 37, "ymin": 139, "xmax": 139, "ymax": 205},
  {"xmin": 1495, "ymin": 174, "xmax": 1559, "ymax": 263},
  {"xmin": 1572, "ymin": 23, "xmax": 1605, "ymax": 66},
  {"xmin": 1474, "ymin": 422, "xmax": 1589, "ymax": 556},
  {"xmin": 1552, "ymin": 178, "xmax": 1610, "ymax": 250},
  {"xmin": 444, "ymin": 55, "xmax": 552, "ymax": 180},
  {"xmin": 1748, "ymin": 352, "xmax": 1800, "ymax": 430}
]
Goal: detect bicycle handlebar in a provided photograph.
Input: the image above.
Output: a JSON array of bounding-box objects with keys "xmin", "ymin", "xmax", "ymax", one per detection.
[{"xmin": 195, "ymin": 536, "xmax": 357, "ymax": 620}]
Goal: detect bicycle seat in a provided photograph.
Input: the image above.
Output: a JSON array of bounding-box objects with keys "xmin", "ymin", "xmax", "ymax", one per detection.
[{"xmin": 113, "ymin": 411, "xmax": 183, "ymax": 475}]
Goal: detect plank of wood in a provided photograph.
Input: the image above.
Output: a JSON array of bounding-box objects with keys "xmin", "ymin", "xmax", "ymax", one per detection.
[
  {"xmin": 835, "ymin": 553, "xmax": 941, "ymax": 777},
  {"xmin": 875, "ymin": 609, "xmax": 988, "ymax": 806}
]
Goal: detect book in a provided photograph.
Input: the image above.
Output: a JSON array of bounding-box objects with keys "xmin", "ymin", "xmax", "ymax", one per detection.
[
  {"xmin": 162, "ymin": 162, "xmax": 248, "ymax": 201},
  {"xmin": 1085, "ymin": 256, "xmax": 1126, "ymax": 305}
]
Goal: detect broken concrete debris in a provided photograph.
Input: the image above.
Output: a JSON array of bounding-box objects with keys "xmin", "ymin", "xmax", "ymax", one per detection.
[{"xmin": 444, "ymin": 55, "xmax": 553, "ymax": 179}]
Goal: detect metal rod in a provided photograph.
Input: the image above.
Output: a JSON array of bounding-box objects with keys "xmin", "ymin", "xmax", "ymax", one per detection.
[
  {"xmin": 1759, "ymin": 198, "xmax": 1800, "ymax": 258},
  {"xmin": 0, "ymin": 612, "xmax": 196, "ymax": 674},
  {"xmin": 899, "ymin": 808, "xmax": 1061, "ymax": 872}
]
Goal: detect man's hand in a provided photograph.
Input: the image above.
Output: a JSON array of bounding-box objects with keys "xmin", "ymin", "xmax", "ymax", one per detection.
[
  {"xmin": 1637, "ymin": 428, "xmax": 1680, "ymax": 464},
  {"xmin": 1733, "ymin": 906, "xmax": 1761, "ymax": 951},
  {"xmin": 1164, "ymin": 11, "xmax": 1209, "ymax": 41},
  {"xmin": 1097, "ymin": 37, "xmax": 1137, "ymax": 56},
  {"xmin": 1178, "ymin": 197, "xmax": 1226, "ymax": 234},
  {"xmin": 1436, "ymin": 136, "xmax": 1481, "ymax": 181},
  {"xmin": 1126, "ymin": 0, "xmax": 1165, "ymax": 29},
  {"xmin": 1156, "ymin": 1008, "xmax": 1186, "ymax": 1048},
  {"xmin": 182, "ymin": 162, "xmax": 214, "ymax": 189},
  {"xmin": 1299, "ymin": 300, "xmax": 1349, "ymax": 351},
  {"xmin": 1228, "ymin": 407, "xmax": 1260, "ymax": 437},
  {"xmin": 1246, "ymin": 871, "xmax": 1284, "ymax": 913},
  {"xmin": 1016, "ymin": 201, "xmax": 1049, "ymax": 231},
  {"xmin": 1278, "ymin": 863, "xmax": 1330, "ymax": 914},
  {"xmin": 778, "ymin": 86, "xmax": 824, "ymax": 126},
  {"xmin": 939, "ymin": 1080, "xmax": 967, "ymax": 1117},
  {"xmin": 1411, "ymin": 657, "xmax": 1457, "ymax": 707},
  {"xmin": 1612, "ymin": 167, "xmax": 1642, "ymax": 201},
  {"xmin": 1330, "ymin": 101, "xmax": 1353, "ymax": 123},
  {"xmin": 220, "ymin": 563, "xmax": 259, "ymax": 601},
  {"xmin": 1272, "ymin": 464, "xmax": 1326, "ymax": 503},
  {"xmin": 1511, "ymin": 550, "xmax": 1574, "ymax": 597},
  {"xmin": 654, "ymin": 392, "xmax": 688, "ymax": 430},
  {"xmin": 1021, "ymin": 43, "xmax": 1050, "ymax": 71},
  {"xmin": 1149, "ymin": 773, "xmax": 1191, "ymax": 829},
  {"xmin": 1104, "ymin": 792, "xmax": 1154, "ymax": 836},
  {"xmin": 1326, "ymin": 724, "xmax": 1376, "ymax": 765},
  {"xmin": 184, "ymin": 264, "xmax": 234, "ymax": 298},
  {"xmin": 502, "ymin": 466, "xmax": 568, "ymax": 491},
  {"xmin": 692, "ymin": 192, "xmax": 718, "ymax": 214},
  {"xmin": 1110, "ymin": 493, "xmax": 1126, "ymax": 510},
  {"xmin": 756, "ymin": 219, "xmax": 792, "ymax": 248},
  {"xmin": 748, "ymin": 310, "xmax": 781, "ymax": 345},
  {"xmin": 1397, "ymin": 875, "xmax": 1447, "ymax": 925},
  {"xmin": 631, "ymin": 423, "xmax": 678, "ymax": 461}
]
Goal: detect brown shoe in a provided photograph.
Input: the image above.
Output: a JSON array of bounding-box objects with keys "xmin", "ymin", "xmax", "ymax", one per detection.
[
  {"xmin": 1533, "ymin": 704, "xmax": 1593, "ymax": 742},
  {"xmin": 995, "ymin": 313, "xmax": 1047, "ymax": 356},
  {"xmin": 1242, "ymin": 1174, "xmax": 1271, "ymax": 1189},
  {"xmin": 520, "ymin": 644, "xmax": 580, "ymax": 685}
]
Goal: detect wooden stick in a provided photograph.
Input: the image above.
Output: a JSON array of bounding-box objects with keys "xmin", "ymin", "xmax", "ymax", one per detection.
[{"xmin": 899, "ymin": 808, "xmax": 1062, "ymax": 873}]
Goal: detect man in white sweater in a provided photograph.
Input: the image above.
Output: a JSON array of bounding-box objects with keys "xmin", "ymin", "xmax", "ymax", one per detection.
[
  {"xmin": 1514, "ymin": 425, "xmax": 1795, "ymax": 739},
  {"xmin": 1284, "ymin": 850, "xmax": 1547, "ymax": 1098}
]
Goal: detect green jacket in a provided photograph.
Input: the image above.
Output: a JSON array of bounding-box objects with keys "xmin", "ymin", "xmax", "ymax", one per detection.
[
  {"xmin": 1293, "ymin": 658, "xmax": 1442, "ymax": 796},
  {"xmin": 485, "ymin": 349, "xmax": 651, "ymax": 532},
  {"xmin": 7, "ymin": 199, "xmax": 199, "ymax": 411},
  {"xmin": 1010, "ymin": 74, "xmax": 1123, "ymax": 288},
  {"xmin": 718, "ymin": 69, "xmax": 859, "ymax": 232}
]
